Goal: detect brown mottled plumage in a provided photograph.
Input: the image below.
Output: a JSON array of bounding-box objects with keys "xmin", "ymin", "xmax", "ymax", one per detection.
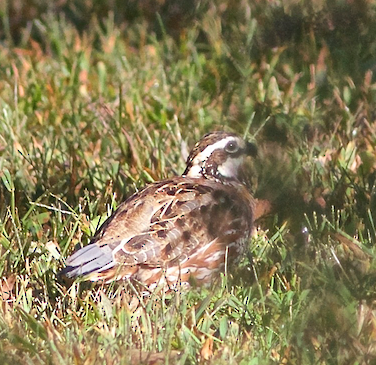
[{"xmin": 62, "ymin": 131, "xmax": 256, "ymax": 291}]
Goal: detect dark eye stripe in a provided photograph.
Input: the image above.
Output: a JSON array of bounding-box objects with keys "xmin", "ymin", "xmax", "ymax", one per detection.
[{"xmin": 228, "ymin": 149, "xmax": 244, "ymax": 158}]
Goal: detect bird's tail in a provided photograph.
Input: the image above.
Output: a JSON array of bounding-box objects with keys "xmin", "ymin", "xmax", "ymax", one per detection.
[{"xmin": 61, "ymin": 244, "xmax": 115, "ymax": 278}]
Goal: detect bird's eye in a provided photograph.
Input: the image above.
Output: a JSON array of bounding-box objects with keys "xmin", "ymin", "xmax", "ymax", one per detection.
[{"xmin": 225, "ymin": 140, "xmax": 239, "ymax": 154}]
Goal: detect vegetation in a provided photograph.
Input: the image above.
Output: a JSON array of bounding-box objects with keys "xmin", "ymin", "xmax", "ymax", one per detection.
[{"xmin": 1, "ymin": 0, "xmax": 376, "ymax": 363}]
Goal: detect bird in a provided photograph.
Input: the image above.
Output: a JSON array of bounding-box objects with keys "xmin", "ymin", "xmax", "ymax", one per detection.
[{"xmin": 62, "ymin": 131, "xmax": 257, "ymax": 292}]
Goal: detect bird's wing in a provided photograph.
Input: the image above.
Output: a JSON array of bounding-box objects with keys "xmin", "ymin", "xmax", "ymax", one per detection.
[{"xmin": 96, "ymin": 179, "xmax": 214, "ymax": 267}]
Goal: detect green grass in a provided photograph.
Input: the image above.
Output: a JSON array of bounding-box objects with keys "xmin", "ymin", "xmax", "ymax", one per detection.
[{"xmin": 1, "ymin": 1, "xmax": 376, "ymax": 363}]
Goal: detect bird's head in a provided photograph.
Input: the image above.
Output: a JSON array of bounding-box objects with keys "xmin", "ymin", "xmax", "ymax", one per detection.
[{"xmin": 183, "ymin": 131, "xmax": 257, "ymax": 183}]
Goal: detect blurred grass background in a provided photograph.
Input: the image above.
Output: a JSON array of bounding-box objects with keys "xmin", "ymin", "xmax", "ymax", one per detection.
[{"xmin": 1, "ymin": 0, "xmax": 376, "ymax": 363}]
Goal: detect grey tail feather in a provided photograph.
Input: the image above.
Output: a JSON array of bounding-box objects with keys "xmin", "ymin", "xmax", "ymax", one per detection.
[{"xmin": 61, "ymin": 244, "xmax": 115, "ymax": 278}]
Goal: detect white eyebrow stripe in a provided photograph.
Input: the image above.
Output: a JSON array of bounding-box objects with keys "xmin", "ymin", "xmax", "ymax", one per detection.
[{"xmin": 193, "ymin": 136, "xmax": 236, "ymax": 163}]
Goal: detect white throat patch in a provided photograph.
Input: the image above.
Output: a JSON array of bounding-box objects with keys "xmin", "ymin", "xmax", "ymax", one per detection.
[{"xmin": 217, "ymin": 156, "xmax": 242, "ymax": 178}]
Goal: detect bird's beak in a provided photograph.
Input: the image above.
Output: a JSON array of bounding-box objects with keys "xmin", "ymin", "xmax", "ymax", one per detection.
[{"xmin": 245, "ymin": 142, "xmax": 257, "ymax": 157}]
